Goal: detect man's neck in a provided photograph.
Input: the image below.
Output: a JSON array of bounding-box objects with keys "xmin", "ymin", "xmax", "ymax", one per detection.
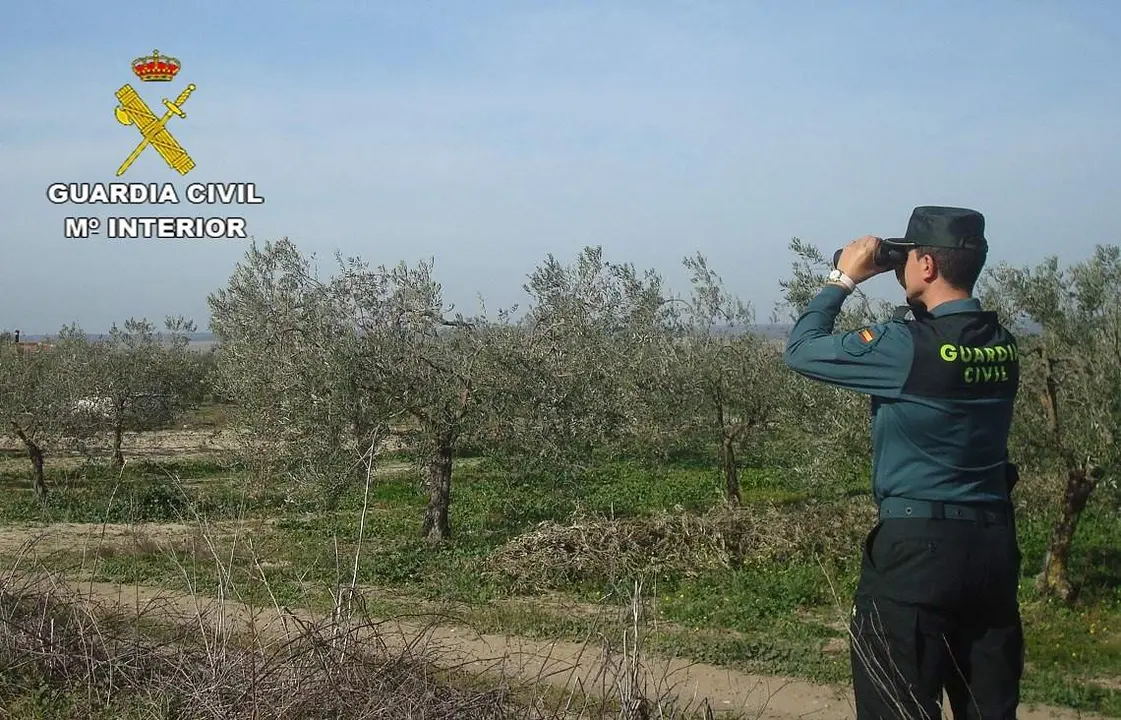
[{"xmin": 916, "ymin": 286, "xmax": 972, "ymax": 313}]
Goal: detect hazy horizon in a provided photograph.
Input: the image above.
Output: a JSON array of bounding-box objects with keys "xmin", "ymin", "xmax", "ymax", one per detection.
[{"xmin": 4, "ymin": 2, "xmax": 1119, "ymax": 335}]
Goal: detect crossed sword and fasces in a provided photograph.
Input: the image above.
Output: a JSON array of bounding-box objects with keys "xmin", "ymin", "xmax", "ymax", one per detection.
[{"xmin": 113, "ymin": 83, "xmax": 196, "ymax": 176}]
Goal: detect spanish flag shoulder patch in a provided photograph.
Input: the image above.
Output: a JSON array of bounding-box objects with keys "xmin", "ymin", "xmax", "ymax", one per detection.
[{"xmin": 858, "ymin": 328, "xmax": 875, "ymax": 344}]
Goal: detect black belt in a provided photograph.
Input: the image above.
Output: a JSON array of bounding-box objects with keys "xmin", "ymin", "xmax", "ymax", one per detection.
[{"xmin": 878, "ymin": 497, "xmax": 1010, "ymax": 525}]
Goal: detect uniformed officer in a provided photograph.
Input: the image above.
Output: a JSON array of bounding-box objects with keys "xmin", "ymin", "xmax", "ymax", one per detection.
[{"xmin": 782, "ymin": 206, "xmax": 1023, "ymax": 719}]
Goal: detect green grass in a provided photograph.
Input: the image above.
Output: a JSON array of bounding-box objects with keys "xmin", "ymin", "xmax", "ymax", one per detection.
[
  {"xmin": 0, "ymin": 457, "xmax": 285, "ymax": 524},
  {"xmin": 2, "ymin": 452, "xmax": 1118, "ymax": 715}
]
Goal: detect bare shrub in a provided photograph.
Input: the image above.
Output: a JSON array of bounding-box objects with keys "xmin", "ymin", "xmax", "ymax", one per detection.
[{"xmin": 0, "ymin": 572, "xmax": 521, "ymax": 718}]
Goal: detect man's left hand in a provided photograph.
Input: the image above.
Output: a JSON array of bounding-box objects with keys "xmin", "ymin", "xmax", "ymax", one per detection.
[{"xmin": 836, "ymin": 236, "xmax": 890, "ymax": 284}]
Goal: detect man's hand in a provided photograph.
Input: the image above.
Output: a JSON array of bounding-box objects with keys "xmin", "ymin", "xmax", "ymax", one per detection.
[{"xmin": 836, "ymin": 236, "xmax": 889, "ymax": 285}]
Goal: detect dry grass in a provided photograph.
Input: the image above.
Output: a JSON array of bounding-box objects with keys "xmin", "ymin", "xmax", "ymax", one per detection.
[
  {"xmin": 0, "ymin": 565, "xmax": 746, "ymax": 719},
  {"xmin": 484, "ymin": 498, "xmax": 876, "ymax": 592},
  {"xmin": 0, "ymin": 570, "xmax": 524, "ymax": 719}
]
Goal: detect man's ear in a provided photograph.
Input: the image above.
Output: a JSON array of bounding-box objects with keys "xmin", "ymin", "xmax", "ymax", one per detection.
[{"xmin": 918, "ymin": 251, "xmax": 937, "ymax": 281}]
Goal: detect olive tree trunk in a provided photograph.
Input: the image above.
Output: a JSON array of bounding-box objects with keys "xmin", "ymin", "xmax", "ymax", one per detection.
[
  {"xmin": 1033, "ymin": 349, "xmax": 1101, "ymax": 603},
  {"xmin": 10, "ymin": 422, "xmax": 47, "ymax": 501},
  {"xmin": 721, "ymin": 434, "xmax": 740, "ymax": 506},
  {"xmin": 422, "ymin": 436, "xmax": 454, "ymax": 542},
  {"xmin": 113, "ymin": 421, "xmax": 125, "ymax": 468},
  {"xmin": 1036, "ymin": 466, "xmax": 1098, "ymax": 602}
]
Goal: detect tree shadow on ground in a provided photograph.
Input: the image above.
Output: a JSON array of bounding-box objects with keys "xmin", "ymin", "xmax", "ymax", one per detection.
[{"xmin": 1074, "ymin": 547, "xmax": 1121, "ymax": 603}]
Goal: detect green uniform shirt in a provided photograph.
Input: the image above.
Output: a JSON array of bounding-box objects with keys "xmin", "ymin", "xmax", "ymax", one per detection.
[{"xmin": 783, "ymin": 284, "xmax": 1018, "ymax": 505}]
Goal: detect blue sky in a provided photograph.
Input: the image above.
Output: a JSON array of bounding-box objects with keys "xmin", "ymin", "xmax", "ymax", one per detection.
[{"xmin": 2, "ymin": 1, "xmax": 1119, "ymax": 333}]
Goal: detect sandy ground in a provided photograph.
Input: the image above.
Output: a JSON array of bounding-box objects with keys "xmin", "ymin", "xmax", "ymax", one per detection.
[
  {"xmin": 0, "ymin": 426, "xmax": 407, "ymax": 468},
  {"xmin": 0, "ymin": 521, "xmax": 1107, "ymax": 720},
  {"xmin": 0, "ymin": 520, "xmax": 267, "ymax": 559},
  {"xmin": 0, "ymin": 428, "xmax": 242, "ymax": 470}
]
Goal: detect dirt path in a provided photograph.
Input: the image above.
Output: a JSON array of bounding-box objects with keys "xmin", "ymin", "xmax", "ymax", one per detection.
[
  {"xmin": 0, "ymin": 427, "xmax": 408, "ymax": 467},
  {"xmin": 7, "ymin": 571, "xmax": 1097, "ymax": 720},
  {"xmin": 0, "ymin": 520, "xmax": 272, "ymax": 564},
  {"xmin": 0, "ymin": 520, "xmax": 1108, "ymax": 719},
  {"xmin": 0, "ymin": 428, "xmax": 242, "ymax": 472}
]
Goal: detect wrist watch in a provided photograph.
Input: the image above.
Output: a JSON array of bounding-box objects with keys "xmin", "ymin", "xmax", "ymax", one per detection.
[{"xmin": 827, "ymin": 269, "xmax": 856, "ymax": 292}]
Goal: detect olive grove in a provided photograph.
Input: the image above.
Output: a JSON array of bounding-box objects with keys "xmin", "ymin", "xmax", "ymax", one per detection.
[
  {"xmin": 0, "ymin": 319, "xmax": 209, "ymax": 496},
  {"xmin": 3, "ymin": 236, "xmax": 1115, "ymax": 608},
  {"xmin": 208, "ymin": 238, "xmax": 511, "ymax": 541}
]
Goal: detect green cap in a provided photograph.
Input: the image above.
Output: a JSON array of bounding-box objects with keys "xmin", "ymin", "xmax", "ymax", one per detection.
[{"xmin": 882, "ymin": 206, "xmax": 988, "ymax": 251}]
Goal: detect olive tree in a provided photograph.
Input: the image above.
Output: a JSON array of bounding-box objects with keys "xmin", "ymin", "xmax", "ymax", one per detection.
[
  {"xmin": 0, "ymin": 343, "xmax": 54, "ymax": 499},
  {"xmin": 485, "ymin": 246, "xmax": 672, "ymax": 479},
  {"xmin": 333, "ymin": 254, "xmax": 503, "ymax": 542},
  {"xmin": 659, "ymin": 252, "xmax": 791, "ymax": 504},
  {"xmin": 980, "ymin": 245, "xmax": 1121, "ymax": 602},
  {"xmin": 210, "ymin": 238, "xmax": 507, "ymax": 542},
  {"xmin": 208, "ymin": 239, "xmax": 396, "ymax": 486},
  {"xmin": 0, "ymin": 325, "xmax": 100, "ymax": 499},
  {"xmin": 79, "ymin": 316, "xmax": 210, "ymax": 467}
]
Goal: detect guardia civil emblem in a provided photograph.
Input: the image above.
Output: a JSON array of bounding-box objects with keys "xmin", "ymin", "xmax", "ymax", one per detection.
[{"xmin": 113, "ymin": 50, "xmax": 197, "ymax": 176}]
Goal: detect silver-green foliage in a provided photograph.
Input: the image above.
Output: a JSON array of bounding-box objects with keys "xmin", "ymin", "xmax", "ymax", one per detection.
[
  {"xmin": 81, "ymin": 317, "xmax": 209, "ymax": 464},
  {"xmin": 208, "ymin": 238, "xmax": 505, "ymax": 539},
  {"xmin": 982, "ymin": 246, "xmax": 1121, "ymax": 488},
  {"xmin": 774, "ymin": 238, "xmax": 895, "ymax": 485},
  {"xmin": 207, "ymin": 238, "xmax": 392, "ymax": 479},
  {"xmin": 486, "ymin": 246, "xmax": 671, "ymax": 478}
]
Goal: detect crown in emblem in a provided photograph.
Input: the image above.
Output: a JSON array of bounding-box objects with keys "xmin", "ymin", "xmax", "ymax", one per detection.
[{"xmin": 131, "ymin": 49, "xmax": 181, "ymax": 82}]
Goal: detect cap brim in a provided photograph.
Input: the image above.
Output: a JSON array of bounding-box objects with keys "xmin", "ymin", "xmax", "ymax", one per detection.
[{"xmin": 882, "ymin": 237, "xmax": 987, "ymax": 249}]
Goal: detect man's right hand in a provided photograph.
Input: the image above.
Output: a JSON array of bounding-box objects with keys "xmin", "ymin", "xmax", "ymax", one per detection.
[{"xmin": 836, "ymin": 236, "xmax": 890, "ymax": 284}]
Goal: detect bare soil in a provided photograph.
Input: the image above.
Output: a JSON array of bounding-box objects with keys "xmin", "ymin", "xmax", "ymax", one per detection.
[
  {"xmin": 0, "ymin": 520, "xmax": 268, "ymax": 558},
  {"xmin": 0, "ymin": 427, "xmax": 409, "ymax": 468},
  {"xmin": 0, "ymin": 428, "xmax": 242, "ymax": 470}
]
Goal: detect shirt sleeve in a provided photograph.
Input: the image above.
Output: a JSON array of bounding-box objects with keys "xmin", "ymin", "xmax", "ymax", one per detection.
[{"xmin": 782, "ymin": 285, "xmax": 912, "ymax": 398}]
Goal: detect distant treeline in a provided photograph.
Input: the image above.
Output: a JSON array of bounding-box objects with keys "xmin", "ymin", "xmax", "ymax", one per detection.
[{"xmin": 5, "ymin": 326, "xmax": 802, "ymax": 343}]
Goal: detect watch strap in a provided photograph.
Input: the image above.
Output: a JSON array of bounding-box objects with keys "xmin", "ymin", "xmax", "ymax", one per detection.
[{"xmin": 828, "ymin": 270, "xmax": 856, "ymax": 292}]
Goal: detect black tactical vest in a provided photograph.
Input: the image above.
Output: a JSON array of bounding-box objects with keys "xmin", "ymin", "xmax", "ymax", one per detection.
[{"xmin": 898, "ymin": 307, "xmax": 1020, "ymax": 400}]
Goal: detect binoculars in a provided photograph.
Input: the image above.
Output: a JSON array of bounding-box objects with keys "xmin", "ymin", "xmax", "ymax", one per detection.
[{"xmin": 832, "ymin": 240, "xmax": 910, "ymax": 270}]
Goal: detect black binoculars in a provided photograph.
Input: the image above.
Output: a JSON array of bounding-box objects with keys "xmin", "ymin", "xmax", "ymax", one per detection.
[{"xmin": 832, "ymin": 241, "xmax": 910, "ymax": 270}]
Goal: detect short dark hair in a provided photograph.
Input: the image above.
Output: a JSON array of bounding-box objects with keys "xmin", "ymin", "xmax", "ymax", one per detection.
[{"xmin": 913, "ymin": 244, "xmax": 987, "ymax": 292}]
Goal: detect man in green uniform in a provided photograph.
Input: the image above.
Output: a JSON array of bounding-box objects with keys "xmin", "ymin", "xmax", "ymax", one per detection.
[{"xmin": 782, "ymin": 206, "xmax": 1022, "ymax": 719}]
